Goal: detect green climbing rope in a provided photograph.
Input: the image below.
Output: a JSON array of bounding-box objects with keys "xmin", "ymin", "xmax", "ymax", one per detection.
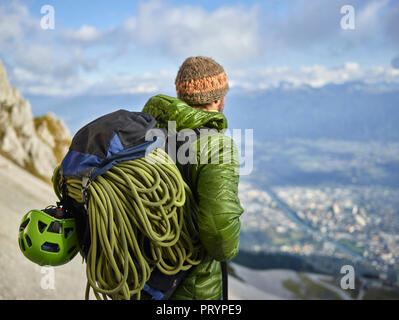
[{"xmin": 52, "ymin": 148, "xmax": 204, "ymax": 300}]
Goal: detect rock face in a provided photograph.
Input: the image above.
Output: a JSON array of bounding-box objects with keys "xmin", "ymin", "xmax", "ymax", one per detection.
[{"xmin": 0, "ymin": 60, "xmax": 71, "ymax": 181}]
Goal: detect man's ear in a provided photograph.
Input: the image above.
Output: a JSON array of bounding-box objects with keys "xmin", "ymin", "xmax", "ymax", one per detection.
[{"xmin": 208, "ymin": 99, "xmax": 220, "ymax": 111}]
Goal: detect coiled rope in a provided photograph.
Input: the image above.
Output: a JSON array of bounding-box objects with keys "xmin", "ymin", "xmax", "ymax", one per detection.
[{"xmin": 52, "ymin": 148, "xmax": 204, "ymax": 300}]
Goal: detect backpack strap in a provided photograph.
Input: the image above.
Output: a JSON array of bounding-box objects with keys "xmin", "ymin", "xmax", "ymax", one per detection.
[
  {"xmin": 140, "ymin": 268, "xmax": 188, "ymax": 300},
  {"xmin": 221, "ymin": 261, "xmax": 228, "ymax": 300},
  {"xmin": 175, "ymin": 126, "xmax": 215, "ymax": 190},
  {"xmin": 59, "ymin": 181, "xmax": 91, "ymax": 260}
]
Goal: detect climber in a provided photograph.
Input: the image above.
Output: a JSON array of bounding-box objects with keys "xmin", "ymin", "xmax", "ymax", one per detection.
[
  {"xmin": 18, "ymin": 56, "xmax": 244, "ymax": 301},
  {"xmin": 142, "ymin": 56, "xmax": 244, "ymax": 300}
]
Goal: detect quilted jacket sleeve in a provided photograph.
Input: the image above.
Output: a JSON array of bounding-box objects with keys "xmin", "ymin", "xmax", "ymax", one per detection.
[{"xmin": 191, "ymin": 133, "xmax": 244, "ymax": 262}]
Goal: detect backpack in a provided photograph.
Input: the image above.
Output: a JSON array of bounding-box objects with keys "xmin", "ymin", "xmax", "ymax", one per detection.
[{"xmin": 56, "ymin": 109, "xmax": 207, "ymax": 300}]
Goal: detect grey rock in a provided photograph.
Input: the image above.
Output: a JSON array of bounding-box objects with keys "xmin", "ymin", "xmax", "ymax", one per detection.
[{"xmin": 0, "ymin": 60, "xmax": 71, "ymax": 180}]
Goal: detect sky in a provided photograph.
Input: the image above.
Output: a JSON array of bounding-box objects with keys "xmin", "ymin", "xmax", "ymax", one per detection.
[{"xmin": 1, "ymin": 0, "xmax": 399, "ymax": 98}]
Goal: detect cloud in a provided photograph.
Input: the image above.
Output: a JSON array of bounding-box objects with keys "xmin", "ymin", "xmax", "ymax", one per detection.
[
  {"xmin": 229, "ymin": 63, "xmax": 399, "ymax": 91},
  {"xmin": 54, "ymin": 0, "xmax": 263, "ymax": 64},
  {"xmin": 9, "ymin": 67, "xmax": 175, "ymax": 97},
  {"xmin": 260, "ymin": 0, "xmax": 392, "ymax": 53},
  {"xmin": 1, "ymin": 0, "xmax": 399, "ymax": 98},
  {"xmin": 268, "ymin": 0, "xmax": 341, "ymax": 48},
  {"xmin": 7, "ymin": 41, "xmax": 100, "ymax": 96},
  {"xmin": 0, "ymin": 2, "xmax": 38, "ymax": 45},
  {"xmin": 63, "ymin": 25, "xmax": 104, "ymax": 45},
  {"xmin": 1, "ymin": 0, "xmax": 264, "ymax": 97},
  {"xmin": 0, "ymin": 2, "xmax": 100, "ymax": 95},
  {"xmin": 356, "ymin": 0, "xmax": 389, "ymax": 27},
  {"xmin": 9, "ymin": 66, "xmax": 91, "ymax": 96},
  {"xmin": 40, "ymin": 0, "xmax": 396, "ymax": 62},
  {"xmin": 87, "ymin": 70, "xmax": 175, "ymax": 95},
  {"xmin": 392, "ymin": 55, "xmax": 399, "ymax": 69},
  {"xmin": 118, "ymin": 0, "xmax": 262, "ymax": 62},
  {"xmin": 353, "ymin": 0, "xmax": 390, "ymax": 44},
  {"xmin": 384, "ymin": 0, "xmax": 399, "ymax": 45},
  {"xmin": 25, "ymin": 62, "xmax": 399, "ymax": 97}
]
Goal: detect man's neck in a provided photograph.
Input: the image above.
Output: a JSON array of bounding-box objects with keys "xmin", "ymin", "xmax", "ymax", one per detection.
[{"xmin": 193, "ymin": 106, "xmax": 219, "ymax": 112}]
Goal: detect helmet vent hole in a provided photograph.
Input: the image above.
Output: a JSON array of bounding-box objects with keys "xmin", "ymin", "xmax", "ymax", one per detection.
[
  {"xmin": 20, "ymin": 238, "xmax": 26, "ymax": 251},
  {"xmin": 64, "ymin": 227, "xmax": 74, "ymax": 239},
  {"xmin": 48, "ymin": 221, "xmax": 62, "ymax": 234},
  {"xmin": 67, "ymin": 245, "xmax": 77, "ymax": 255},
  {"xmin": 25, "ymin": 235, "xmax": 32, "ymax": 248},
  {"xmin": 19, "ymin": 219, "xmax": 30, "ymax": 232},
  {"xmin": 41, "ymin": 242, "xmax": 60, "ymax": 253},
  {"xmin": 38, "ymin": 221, "xmax": 47, "ymax": 233}
]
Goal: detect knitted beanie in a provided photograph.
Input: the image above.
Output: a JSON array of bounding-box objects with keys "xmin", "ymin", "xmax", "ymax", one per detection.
[{"xmin": 175, "ymin": 56, "xmax": 229, "ymax": 106}]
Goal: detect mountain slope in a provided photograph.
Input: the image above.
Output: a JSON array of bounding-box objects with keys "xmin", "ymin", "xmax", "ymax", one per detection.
[
  {"xmin": 0, "ymin": 155, "xmax": 86, "ymax": 299},
  {"xmin": 1, "ymin": 153, "xmax": 273, "ymax": 300},
  {"xmin": 229, "ymin": 262, "xmax": 350, "ymax": 300}
]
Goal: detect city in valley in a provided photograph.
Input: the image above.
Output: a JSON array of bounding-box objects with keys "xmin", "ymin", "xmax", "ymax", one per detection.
[{"xmin": 237, "ymin": 139, "xmax": 399, "ymax": 285}]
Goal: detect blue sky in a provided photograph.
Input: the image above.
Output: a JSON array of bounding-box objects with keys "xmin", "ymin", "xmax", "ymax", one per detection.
[{"xmin": 1, "ymin": 0, "xmax": 399, "ymax": 98}]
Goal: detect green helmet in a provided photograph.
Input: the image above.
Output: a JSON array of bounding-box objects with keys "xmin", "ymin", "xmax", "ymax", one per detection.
[{"xmin": 18, "ymin": 208, "xmax": 79, "ymax": 266}]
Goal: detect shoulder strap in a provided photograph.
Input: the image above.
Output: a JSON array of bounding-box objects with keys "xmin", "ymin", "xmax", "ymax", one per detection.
[
  {"xmin": 175, "ymin": 126, "xmax": 215, "ymax": 189},
  {"xmin": 221, "ymin": 261, "xmax": 228, "ymax": 300}
]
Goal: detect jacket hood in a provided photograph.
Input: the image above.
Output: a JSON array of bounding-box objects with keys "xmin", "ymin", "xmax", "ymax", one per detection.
[{"xmin": 141, "ymin": 94, "xmax": 228, "ymax": 131}]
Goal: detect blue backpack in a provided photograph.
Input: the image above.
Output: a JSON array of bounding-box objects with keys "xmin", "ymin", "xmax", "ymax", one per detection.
[{"xmin": 59, "ymin": 109, "xmax": 203, "ymax": 300}]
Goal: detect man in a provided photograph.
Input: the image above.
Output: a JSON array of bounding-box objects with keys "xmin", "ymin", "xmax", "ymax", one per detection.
[{"xmin": 142, "ymin": 56, "xmax": 244, "ymax": 300}]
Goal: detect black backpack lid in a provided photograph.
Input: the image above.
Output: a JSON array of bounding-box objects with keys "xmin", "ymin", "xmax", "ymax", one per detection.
[{"xmin": 61, "ymin": 110, "xmax": 161, "ymax": 179}]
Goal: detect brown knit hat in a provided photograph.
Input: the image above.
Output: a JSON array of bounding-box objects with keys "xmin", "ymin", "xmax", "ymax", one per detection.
[{"xmin": 175, "ymin": 56, "xmax": 229, "ymax": 106}]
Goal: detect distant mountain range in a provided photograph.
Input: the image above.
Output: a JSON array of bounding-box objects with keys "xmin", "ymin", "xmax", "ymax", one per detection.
[
  {"xmin": 227, "ymin": 83, "xmax": 399, "ymax": 142},
  {"xmin": 26, "ymin": 82, "xmax": 399, "ymax": 142}
]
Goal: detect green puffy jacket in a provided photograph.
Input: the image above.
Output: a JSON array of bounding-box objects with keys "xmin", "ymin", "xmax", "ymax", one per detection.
[{"xmin": 142, "ymin": 94, "xmax": 244, "ymax": 300}]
